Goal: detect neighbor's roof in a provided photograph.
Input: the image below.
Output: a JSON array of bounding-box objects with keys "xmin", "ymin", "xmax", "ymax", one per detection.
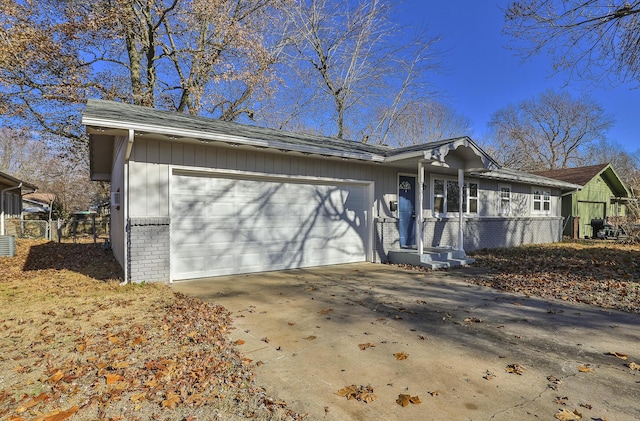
[
  {"xmin": 533, "ymin": 164, "xmax": 609, "ymax": 186},
  {"xmin": 534, "ymin": 164, "xmax": 630, "ymax": 197},
  {"xmin": 23, "ymin": 192, "xmax": 55, "ymax": 204},
  {"xmin": 0, "ymin": 170, "xmax": 37, "ymax": 192}
]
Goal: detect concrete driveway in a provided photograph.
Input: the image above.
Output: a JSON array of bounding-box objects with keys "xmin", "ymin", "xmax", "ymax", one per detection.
[{"xmin": 172, "ymin": 263, "xmax": 640, "ymax": 421}]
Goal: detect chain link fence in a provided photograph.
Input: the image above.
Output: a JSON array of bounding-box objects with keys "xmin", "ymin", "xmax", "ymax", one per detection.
[
  {"xmin": 3, "ymin": 219, "xmax": 51, "ymax": 239},
  {"xmin": 3, "ymin": 216, "xmax": 110, "ymax": 242}
]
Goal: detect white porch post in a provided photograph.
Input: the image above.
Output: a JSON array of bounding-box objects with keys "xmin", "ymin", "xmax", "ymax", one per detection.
[
  {"xmin": 457, "ymin": 168, "xmax": 464, "ymax": 252},
  {"xmin": 417, "ymin": 162, "xmax": 424, "ymax": 257}
]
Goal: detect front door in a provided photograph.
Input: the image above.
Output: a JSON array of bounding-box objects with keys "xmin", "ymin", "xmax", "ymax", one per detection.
[{"xmin": 398, "ymin": 175, "xmax": 416, "ymax": 247}]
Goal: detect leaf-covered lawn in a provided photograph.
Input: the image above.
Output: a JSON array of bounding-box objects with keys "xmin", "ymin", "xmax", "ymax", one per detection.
[
  {"xmin": 468, "ymin": 241, "xmax": 640, "ymax": 313},
  {"xmin": 0, "ymin": 239, "xmax": 301, "ymax": 421}
]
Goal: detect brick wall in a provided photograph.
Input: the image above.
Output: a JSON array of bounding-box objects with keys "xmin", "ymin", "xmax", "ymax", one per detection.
[
  {"xmin": 463, "ymin": 217, "xmax": 563, "ymax": 250},
  {"xmin": 422, "ymin": 217, "xmax": 564, "ymax": 251},
  {"xmin": 376, "ymin": 217, "xmax": 564, "ymax": 261},
  {"xmin": 128, "ymin": 217, "xmax": 170, "ymax": 283},
  {"xmin": 374, "ymin": 217, "xmax": 399, "ymax": 263}
]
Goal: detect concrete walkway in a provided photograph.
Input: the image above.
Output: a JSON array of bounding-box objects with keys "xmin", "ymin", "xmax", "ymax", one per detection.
[{"xmin": 172, "ymin": 263, "xmax": 640, "ymax": 421}]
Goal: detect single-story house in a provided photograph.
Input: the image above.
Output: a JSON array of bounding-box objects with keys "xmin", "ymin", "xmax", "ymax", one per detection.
[
  {"xmin": 0, "ymin": 170, "xmax": 37, "ymax": 235},
  {"xmin": 534, "ymin": 163, "xmax": 632, "ymax": 238},
  {"xmin": 83, "ymin": 99, "xmax": 579, "ymax": 283}
]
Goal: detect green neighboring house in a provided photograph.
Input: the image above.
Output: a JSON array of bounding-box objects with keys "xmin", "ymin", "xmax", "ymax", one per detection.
[{"xmin": 535, "ymin": 163, "xmax": 632, "ymax": 239}]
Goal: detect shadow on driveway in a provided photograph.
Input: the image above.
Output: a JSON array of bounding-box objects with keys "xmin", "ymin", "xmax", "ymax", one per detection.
[{"xmin": 172, "ymin": 263, "xmax": 640, "ymax": 421}]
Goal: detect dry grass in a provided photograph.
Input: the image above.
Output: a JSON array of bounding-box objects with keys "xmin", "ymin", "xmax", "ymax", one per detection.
[
  {"xmin": 468, "ymin": 240, "xmax": 640, "ymax": 313},
  {"xmin": 0, "ymin": 238, "xmax": 302, "ymax": 421}
]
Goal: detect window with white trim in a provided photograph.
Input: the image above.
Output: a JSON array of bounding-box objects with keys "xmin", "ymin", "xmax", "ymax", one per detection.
[
  {"xmin": 432, "ymin": 178, "xmax": 479, "ymax": 216},
  {"xmin": 532, "ymin": 188, "xmax": 550, "ymax": 213},
  {"xmin": 499, "ymin": 185, "xmax": 511, "ymax": 215}
]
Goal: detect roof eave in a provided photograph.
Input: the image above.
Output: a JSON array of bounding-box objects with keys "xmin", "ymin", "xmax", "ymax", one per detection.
[
  {"xmin": 83, "ymin": 116, "xmax": 385, "ymax": 163},
  {"xmin": 471, "ymin": 170, "xmax": 582, "ymax": 190}
]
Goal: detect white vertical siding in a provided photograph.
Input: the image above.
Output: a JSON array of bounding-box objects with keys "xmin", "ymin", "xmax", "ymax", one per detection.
[{"xmin": 127, "ymin": 139, "xmax": 397, "ymax": 219}]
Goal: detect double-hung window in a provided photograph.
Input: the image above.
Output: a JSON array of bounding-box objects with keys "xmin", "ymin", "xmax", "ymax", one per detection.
[
  {"xmin": 499, "ymin": 185, "xmax": 511, "ymax": 215},
  {"xmin": 432, "ymin": 178, "xmax": 478, "ymax": 216},
  {"xmin": 532, "ymin": 188, "xmax": 550, "ymax": 213}
]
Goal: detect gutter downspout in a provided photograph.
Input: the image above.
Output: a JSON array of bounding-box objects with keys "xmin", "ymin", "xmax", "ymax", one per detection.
[
  {"xmin": 1, "ymin": 183, "xmax": 22, "ymax": 235},
  {"xmin": 417, "ymin": 161, "xmax": 425, "ymax": 260},
  {"xmin": 120, "ymin": 129, "xmax": 135, "ymax": 286}
]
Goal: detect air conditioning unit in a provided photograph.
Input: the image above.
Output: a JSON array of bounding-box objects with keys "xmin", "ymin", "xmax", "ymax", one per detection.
[{"xmin": 0, "ymin": 235, "xmax": 16, "ymax": 257}]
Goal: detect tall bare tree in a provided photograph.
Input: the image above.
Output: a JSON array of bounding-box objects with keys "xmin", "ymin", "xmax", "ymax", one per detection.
[
  {"xmin": 486, "ymin": 90, "xmax": 614, "ymax": 171},
  {"xmin": 1, "ymin": 0, "xmax": 286, "ymax": 212},
  {"xmin": 0, "ymin": 128, "xmax": 49, "ymax": 181},
  {"xmin": 504, "ymin": 0, "xmax": 640, "ymax": 87},
  {"xmin": 280, "ymin": 0, "xmax": 440, "ymax": 141},
  {"xmin": 585, "ymin": 139, "xmax": 640, "ymax": 184},
  {"xmin": 0, "ymin": 0, "xmax": 286, "ymax": 136},
  {"xmin": 385, "ymin": 100, "xmax": 472, "ymax": 147}
]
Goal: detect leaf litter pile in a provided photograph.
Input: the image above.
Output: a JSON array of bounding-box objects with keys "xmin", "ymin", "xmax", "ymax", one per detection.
[
  {"xmin": 468, "ymin": 242, "xmax": 640, "ymax": 313},
  {"xmin": 0, "ymin": 239, "xmax": 302, "ymax": 420}
]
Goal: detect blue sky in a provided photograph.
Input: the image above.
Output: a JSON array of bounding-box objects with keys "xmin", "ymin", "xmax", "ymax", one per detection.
[{"xmin": 399, "ymin": 0, "xmax": 638, "ymax": 154}]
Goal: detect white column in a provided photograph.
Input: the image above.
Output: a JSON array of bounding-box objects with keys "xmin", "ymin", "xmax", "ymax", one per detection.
[
  {"xmin": 458, "ymin": 168, "xmax": 464, "ymax": 252},
  {"xmin": 417, "ymin": 162, "xmax": 424, "ymax": 257}
]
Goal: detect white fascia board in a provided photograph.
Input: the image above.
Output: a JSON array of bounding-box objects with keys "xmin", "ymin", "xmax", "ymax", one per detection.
[
  {"xmin": 383, "ymin": 151, "xmax": 425, "ymax": 162},
  {"xmin": 83, "ymin": 117, "xmax": 385, "ymax": 163}
]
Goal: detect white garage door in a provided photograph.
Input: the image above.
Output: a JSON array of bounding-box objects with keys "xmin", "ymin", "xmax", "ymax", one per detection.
[{"xmin": 171, "ymin": 172, "xmax": 370, "ymax": 280}]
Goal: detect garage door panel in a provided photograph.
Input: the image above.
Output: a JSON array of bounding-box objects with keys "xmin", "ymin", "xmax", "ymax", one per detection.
[{"xmin": 171, "ymin": 174, "xmax": 369, "ymax": 280}]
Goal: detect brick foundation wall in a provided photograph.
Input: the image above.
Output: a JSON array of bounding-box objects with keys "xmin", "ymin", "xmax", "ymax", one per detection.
[
  {"xmin": 422, "ymin": 217, "xmax": 564, "ymax": 251},
  {"xmin": 128, "ymin": 217, "xmax": 170, "ymax": 283},
  {"xmin": 374, "ymin": 218, "xmax": 400, "ymax": 263}
]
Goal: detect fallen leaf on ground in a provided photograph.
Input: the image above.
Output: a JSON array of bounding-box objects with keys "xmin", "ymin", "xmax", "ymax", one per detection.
[
  {"xmin": 579, "ymin": 403, "xmax": 592, "ymax": 410},
  {"xmin": 303, "ymin": 335, "xmax": 317, "ymax": 340},
  {"xmin": 396, "ymin": 394, "xmax": 411, "ymax": 407},
  {"xmin": 547, "ymin": 375, "xmax": 562, "ymax": 389},
  {"xmin": 16, "ymin": 393, "xmax": 49, "ymax": 413},
  {"xmin": 554, "ymin": 408, "xmax": 582, "ymax": 420},
  {"xmin": 105, "ymin": 373, "xmax": 124, "ymax": 385},
  {"xmin": 319, "ymin": 308, "xmax": 333, "ymax": 315},
  {"xmin": 48, "ymin": 370, "xmax": 64, "ymax": 383},
  {"xmin": 394, "ymin": 352, "xmax": 408, "ymax": 360},
  {"xmin": 505, "ymin": 364, "xmax": 525, "ymax": 375},
  {"xmin": 607, "ymin": 351, "xmax": 628, "ymax": 360},
  {"xmin": 483, "ymin": 370, "xmax": 496, "ymax": 380},
  {"xmin": 234, "ymin": 339, "xmax": 245, "ymax": 345},
  {"xmin": 336, "ymin": 385, "xmax": 376, "ymax": 403},
  {"xmin": 358, "ymin": 343, "xmax": 375, "ymax": 350},
  {"xmin": 40, "ymin": 405, "xmax": 79, "ymax": 421},
  {"xmin": 464, "ymin": 317, "xmax": 483, "ymax": 324},
  {"xmin": 578, "ymin": 365, "xmax": 594, "ymax": 373},
  {"xmin": 161, "ymin": 392, "xmax": 180, "ymax": 409},
  {"xmin": 396, "ymin": 394, "xmax": 421, "ymax": 406},
  {"xmin": 626, "ymin": 362, "xmax": 640, "ymax": 370}
]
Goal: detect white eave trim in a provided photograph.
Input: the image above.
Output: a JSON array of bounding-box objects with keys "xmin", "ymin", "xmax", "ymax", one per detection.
[
  {"xmin": 383, "ymin": 150, "xmax": 426, "ymax": 162},
  {"xmin": 83, "ymin": 117, "xmax": 386, "ymax": 163}
]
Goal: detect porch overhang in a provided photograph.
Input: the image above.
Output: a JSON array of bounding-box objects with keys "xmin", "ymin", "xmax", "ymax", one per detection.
[{"xmin": 383, "ymin": 137, "xmax": 499, "ymax": 172}]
